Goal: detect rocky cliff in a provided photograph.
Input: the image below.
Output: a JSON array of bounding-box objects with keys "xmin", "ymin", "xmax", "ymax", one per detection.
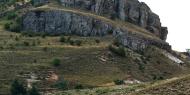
[
  {"xmin": 22, "ymin": 8, "xmax": 171, "ymax": 51},
  {"xmin": 59, "ymin": 0, "xmax": 168, "ymax": 41}
]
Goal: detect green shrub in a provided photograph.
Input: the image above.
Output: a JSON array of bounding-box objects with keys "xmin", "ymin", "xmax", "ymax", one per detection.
[
  {"xmin": 51, "ymin": 58, "xmax": 61, "ymax": 67},
  {"xmin": 109, "ymin": 45, "xmax": 126, "ymax": 57},
  {"xmin": 67, "ymin": 36, "xmax": 71, "ymax": 42},
  {"xmin": 23, "ymin": 41, "xmax": 30, "ymax": 46},
  {"xmin": 7, "ymin": 12, "xmax": 17, "ymax": 20},
  {"xmin": 114, "ymin": 79, "xmax": 125, "ymax": 85},
  {"xmin": 28, "ymin": 86, "xmax": 40, "ymax": 95},
  {"xmin": 4, "ymin": 22, "xmax": 11, "ymax": 30},
  {"xmin": 10, "ymin": 79, "xmax": 27, "ymax": 95},
  {"xmin": 69, "ymin": 40, "xmax": 75, "ymax": 45},
  {"xmin": 4, "ymin": 22, "xmax": 21, "ymax": 32},
  {"xmin": 138, "ymin": 63, "xmax": 145, "ymax": 72},
  {"xmin": 21, "ymin": 32, "xmax": 44, "ymax": 37},
  {"xmin": 9, "ymin": 23, "xmax": 21, "ymax": 32},
  {"xmin": 95, "ymin": 39, "xmax": 100, "ymax": 44},
  {"xmin": 42, "ymin": 47, "xmax": 48, "ymax": 52},
  {"xmin": 75, "ymin": 40, "xmax": 82, "ymax": 46},
  {"xmin": 60, "ymin": 36, "xmax": 66, "ymax": 42},
  {"xmin": 75, "ymin": 84, "xmax": 84, "ymax": 89},
  {"xmin": 52, "ymin": 80, "xmax": 68, "ymax": 90}
]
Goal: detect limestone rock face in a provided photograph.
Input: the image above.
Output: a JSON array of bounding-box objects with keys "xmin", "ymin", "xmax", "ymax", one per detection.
[
  {"xmin": 22, "ymin": 10, "xmax": 112, "ymax": 36},
  {"xmin": 22, "ymin": 10, "xmax": 171, "ymax": 51},
  {"xmin": 59, "ymin": 0, "xmax": 167, "ymax": 40},
  {"xmin": 160, "ymin": 27, "xmax": 168, "ymax": 41},
  {"xmin": 31, "ymin": 0, "xmax": 48, "ymax": 6}
]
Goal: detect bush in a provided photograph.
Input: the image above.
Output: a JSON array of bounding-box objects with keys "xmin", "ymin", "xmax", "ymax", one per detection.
[
  {"xmin": 21, "ymin": 32, "xmax": 47, "ymax": 37},
  {"xmin": 75, "ymin": 40, "xmax": 82, "ymax": 46},
  {"xmin": 109, "ymin": 45, "xmax": 126, "ymax": 57},
  {"xmin": 52, "ymin": 80, "xmax": 68, "ymax": 90},
  {"xmin": 51, "ymin": 58, "xmax": 61, "ymax": 67},
  {"xmin": 60, "ymin": 36, "xmax": 66, "ymax": 42},
  {"xmin": 42, "ymin": 47, "xmax": 48, "ymax": 52},
  {"xmin": 7, "ymin": 12, "xmax": 17, "ymax": 20},
  {"xmin": 23, "ymin": 41, "xmax": 30, "ymax": 46},
  {"xmin": 75, "ymin": 84, "xmax": 84, "ymax": 89},
  {"xmin": 9, "ymin": 23, "xmax": 21, "ymax": 32},
  {"xmin": 69, "ymin": 40, "xmax": 75, "ymax": 45},
  {"xmin": 95, "ymin": 39, "xmax": 100, "ymax": 44},
  {"xmin": 4, "ymin": 22, "xmax": 21, "ymax": 32},
  {"xmin": 4, "ymin": 22, "xmax": 11, "ymax": 30},
  {"xmin": 10, "ymin": 80, "xmax": 27, "ymax": 95},
  {"xmin": 28, "ymin": 86, "xmax": 40, "ymax": 95},
  {"xmin": 114, "ymin": 79, "xmax": 125, "ymax": 85}
]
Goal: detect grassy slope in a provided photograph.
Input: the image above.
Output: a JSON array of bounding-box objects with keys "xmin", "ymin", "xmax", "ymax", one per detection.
[
  {"xmin": 0, "ymin": 20, "xmax": 188, "ymax": 94},
  {"xmin": 130, "ymin": 74, "xmax": 190, "ymax": 95},
  {"xmin": 0, "ymin": 1, "xmax": 190, "ymax": 94}
]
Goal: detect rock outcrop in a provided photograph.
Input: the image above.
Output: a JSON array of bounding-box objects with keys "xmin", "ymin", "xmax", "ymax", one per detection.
[
  {"xmin": 31, "ymin": 0, "xmax": 48, "ymax": 6},
  {"xmin": 22, "ymin": 9, "xmax": 171, "ymax": 51},
  {"xmin": 59, "ymin": 0, "xmax": 168, "ymax": 40}
]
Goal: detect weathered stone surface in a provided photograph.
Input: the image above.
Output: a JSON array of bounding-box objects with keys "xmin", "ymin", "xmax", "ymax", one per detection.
[
  {"xmin": 160, "ymin": 27, "xmax": 168, "ymax": 41},
  {"xmin": 22, "ymin": 10, "xmax": 171, "ymax": 51},
  {"xmin": 59, "ymin": 0, "xmax": 167, "ymax": 40},
  {"xmin": 22, "ymin": 10, "xmax": 113, "ymax": 36},
  {"xmin": 31, "ymin": 0, "xmax": 48, "ymax": 6}
]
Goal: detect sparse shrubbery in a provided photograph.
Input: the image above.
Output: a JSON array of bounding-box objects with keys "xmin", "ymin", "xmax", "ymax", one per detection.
[
  {"xmin": 21, "ymin": 32, "xmax": 48, "ymax": 37},
  {"xmin": 109, "ymin": 45, "xmax": 126, "ymax": 57},
  {"xmin": 51, "ymin": 58, "xmax": 61, "ymax": 67},
  {"xmin": 114, "ymin": 79, "xmax": 125, "ymax": 85},
  {"xmin": 59, "ymin": 36, "xmax": 82, "ymax": 46}
]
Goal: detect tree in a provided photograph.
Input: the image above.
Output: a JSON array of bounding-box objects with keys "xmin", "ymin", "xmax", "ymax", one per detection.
[
  {"xmin": 28, "ymin": 86, "xmax": 40, "ymax": 95},
  {"xmin": 10, "ymin": 80, "xmax": 27, "ymax": 95}
]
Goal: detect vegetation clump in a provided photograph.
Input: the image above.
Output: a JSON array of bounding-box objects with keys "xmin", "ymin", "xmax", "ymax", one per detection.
[
  {"xmin": 4, "ymin": 22, "xmax": 21, "ymax": 32},
  {"xmin": 114, "ymin": 79, "xmax": 125, "ymax": 85},
  {"xmin": 109, "ymin": 45, "xmax": 126, "ymax": 57},
  {"xmin": 10, "ymin": 80, "xmax": 27, "ymax": 95},
  {"xmin": 52, "ymin": 80, "xmax": 69, "ymax": 90},
  {"xmin": 51, "ymin": 58, "xmax": 61, "ymax": 67}
]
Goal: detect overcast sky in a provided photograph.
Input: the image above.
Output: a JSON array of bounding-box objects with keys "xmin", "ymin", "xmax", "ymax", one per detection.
[{"xmin": 139, "ymin": 0, "xmax": 190, "ymax": 52}]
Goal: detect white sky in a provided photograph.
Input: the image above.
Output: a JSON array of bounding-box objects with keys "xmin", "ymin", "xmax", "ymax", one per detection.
[{"xmin": 139, "ymin": 0, "xmax": 190, "ymax": 52}]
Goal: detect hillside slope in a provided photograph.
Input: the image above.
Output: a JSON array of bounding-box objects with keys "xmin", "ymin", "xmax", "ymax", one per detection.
[{"xmin": 0, "ymin": 0, "xmax": 190, "ymax": 95}]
